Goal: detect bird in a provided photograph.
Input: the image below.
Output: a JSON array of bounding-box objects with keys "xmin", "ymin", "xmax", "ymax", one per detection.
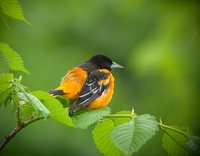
[{"xmin": 49, "ymin": 54, "xmax": 123, "ymax": 116}]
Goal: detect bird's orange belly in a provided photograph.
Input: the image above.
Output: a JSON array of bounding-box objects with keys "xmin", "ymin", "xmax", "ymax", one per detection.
[{"xmin": 88, "ymin": 75, "xmax": 114, "ymax": 109}]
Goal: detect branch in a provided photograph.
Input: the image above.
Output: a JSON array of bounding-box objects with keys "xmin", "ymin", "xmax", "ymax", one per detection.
[
  {"xmin": 0, "ymin": 116, "xmax": 44, "ymax": 151},
  {"xmin": 0, "ymin": 124, "xmax": 24, "ymax": 150}
]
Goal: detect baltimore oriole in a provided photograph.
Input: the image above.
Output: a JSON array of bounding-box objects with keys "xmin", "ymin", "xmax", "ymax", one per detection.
[{"xmin": 50, "ymin": 54, "xmax": 123, "ymax": 116}]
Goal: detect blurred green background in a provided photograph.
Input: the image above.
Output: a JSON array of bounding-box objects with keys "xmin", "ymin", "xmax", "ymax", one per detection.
[{"xmin": 0, "ymin": 0, "xmax": 200, "ymax": 155}]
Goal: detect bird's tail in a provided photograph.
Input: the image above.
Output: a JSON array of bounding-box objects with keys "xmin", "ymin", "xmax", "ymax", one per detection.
[
  {"xmin": 68, "ymin": 101, "xmax": 81, "ymax": 117},
  {"xmin": 49, "ymin": 89, "xmax": 65, "ymax": 96},
  {"xmin": 49, "ymin": 89, "xmax": 77, "ymax": 117}
]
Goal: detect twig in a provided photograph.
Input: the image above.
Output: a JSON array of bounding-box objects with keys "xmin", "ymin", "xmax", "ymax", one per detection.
[
  {"xmin": 16, "ymin": 107, "xmax": 21, "ymax": 125},
  {"xmin": 0, "ymin": 124, "xmax": 24, "ymax": 150},
  {"xmin": 0, "ymin": 116, "xmax": 44, "ymax": 151}
]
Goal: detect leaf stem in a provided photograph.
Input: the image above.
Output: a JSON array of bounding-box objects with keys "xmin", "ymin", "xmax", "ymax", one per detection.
[
  {"xmin": 159, "ymin": 123, "xmax": 193, "ymax": 154},
  {"xmin": 159, "ymin": 126, "xmax": 192, "ymax": 154},
  {"xmin": 158, "ymin": 122, "xmax": 190, "ymax": 139},
  {"xmin": 106, "ymin": 114, "xmax": 133, "ymax": 119}
]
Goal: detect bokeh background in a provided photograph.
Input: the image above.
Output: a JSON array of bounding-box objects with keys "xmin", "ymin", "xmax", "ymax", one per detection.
[{"xmin": 0, "ymin": 0, "xmax": 200, "ymax": 155}]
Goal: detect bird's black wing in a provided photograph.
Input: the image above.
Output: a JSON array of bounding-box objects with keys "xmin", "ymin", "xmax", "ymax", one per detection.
[{"xmin": 69, "ymin": 70, "xmax": 110, "ymax": 115}]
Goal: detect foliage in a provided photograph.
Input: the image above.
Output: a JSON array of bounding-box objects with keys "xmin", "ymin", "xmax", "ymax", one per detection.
[
  {"xmin": 32, "ymin": 91, "xmax": 74, "ymax": 127},
  {"xmin": 1, "ymin": 1, "xmax": 200, "ymax": 155},
  {"xmin": 93, "ymin": 112, "xmax": 158, "ymax": 156},
  {"xmin": 111, "ymin": 114, "xmax": 158, "ymax": 154},
  {"xmin": 73, "ymin": 106, "xmax": 111, "ymax": 129},
  {"xmin": 18, "ymin": 92, "xmax": 50, "ymax": 118},
  {"xmin": 161, "ymin": 125, "xmax": 200, "ymax": 156},
  {"xmin": 187, "ymin": 136, "xmax": 200, "ymax": 155},
  {"xmin": 0, "ymin": 73, "xmax": 14, "ymax": 106},
  {"xmin": 0, "ymin": 73, "xmax": 13, "ymax": 93},
  {"xmin": 0, "ymin": 44, "xmax": 199, "ymax": 155},
  {"xmin": 0, "ymin": 42, "xmax": 29, "ymax": 73},
  {"xmin": 1, "ymin": 48, "xmax": 199, "ymax": 156},
  {"xmin": 0, "ymin": 51, "xmax": 9, "ymax": 73},
  {"xmin": 0, "ymin": 0, "xmax": 30, "ymax": 27},
  {"xmin": 93, "ymin": 118, "xmax": 124, "ymax": 156}
]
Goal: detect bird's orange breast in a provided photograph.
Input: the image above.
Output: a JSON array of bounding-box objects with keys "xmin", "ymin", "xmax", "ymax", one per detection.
[{"xmin": 56, "ymin": 67, "xmax": 87, "ymax": 100}]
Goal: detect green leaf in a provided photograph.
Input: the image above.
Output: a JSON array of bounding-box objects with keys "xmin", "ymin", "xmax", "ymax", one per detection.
[
  {"xmin": 162, "ymin": 126, "xmax": 192, "ymax": 156},
  {"xmin": 187, "ymin": 136, "xmax": 200, "ymax": 156},
  {"xmin": 32, "ymin": 91, "xmax": 74, "ymax": 127},
  {"xmin": 55, "ymin": 96, "xmax": 70, "ymax": 108},
  {"xmin": 0, "ymin": 73, "xmax": 14, "ymax": 106},
  {"xmin": 0, "ymin": 0, "xmax": 30, "ymax": 25},
  {"xmin": 0, "ymin": 10, "xmax": 10, "ymax": 29},
  {"xmin": 0, "ymin": 73, "xmax": 13, "ymax": 93},
  {"xmin": 93, "ymin": 119, "xmax": 124, "ymax": 156},
  {"xmin": 0, "ymin": 51, "xmax": 10, "ymax": 73},
  {"xmin": 19, "ymin": 103, "xmax": 39, "ymax": 121},
  {"xmin": 111, "ymin": 114, "xmax": 158, "ymax": 154},
  {"xmin": 92, "ymin": 111, "xmax": 132, "ymax": 156},
  {"xmin": 0, "ymin": 87, "xmax": 13, "ymax": 106},
  {"xmin": 0, "ymin": 42, "xmax": 29, "ymax": 74},
  {"xmin": 18, "ymin": 92, "xmax": 50, "ymax": 118},
  {"xmin": 73, "ymin": 106, "xmax": 111, "ymax": 129},
  {"xmin": 109, "ymin": 111, "xmax": 132, "ymax": 125},
  {"xmin": 11, "ymin": 92, "xmax": 20, "ymax": 111}
]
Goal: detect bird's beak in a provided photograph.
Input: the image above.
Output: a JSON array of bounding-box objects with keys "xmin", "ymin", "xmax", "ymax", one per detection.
[{"xmin": 111, "ymin": 62, "xmax": 123, "ymax": 69}]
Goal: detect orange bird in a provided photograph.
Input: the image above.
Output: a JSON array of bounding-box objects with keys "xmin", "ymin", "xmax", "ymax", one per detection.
[{"xmin": 49, "ymin": 54, "xmax": 123, "ymax": 116}]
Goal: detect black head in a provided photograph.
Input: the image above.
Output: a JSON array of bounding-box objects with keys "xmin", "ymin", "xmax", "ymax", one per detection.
[{"xmin": 87, "ymin": 54, "xmax": 123, "ymax": 71}]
